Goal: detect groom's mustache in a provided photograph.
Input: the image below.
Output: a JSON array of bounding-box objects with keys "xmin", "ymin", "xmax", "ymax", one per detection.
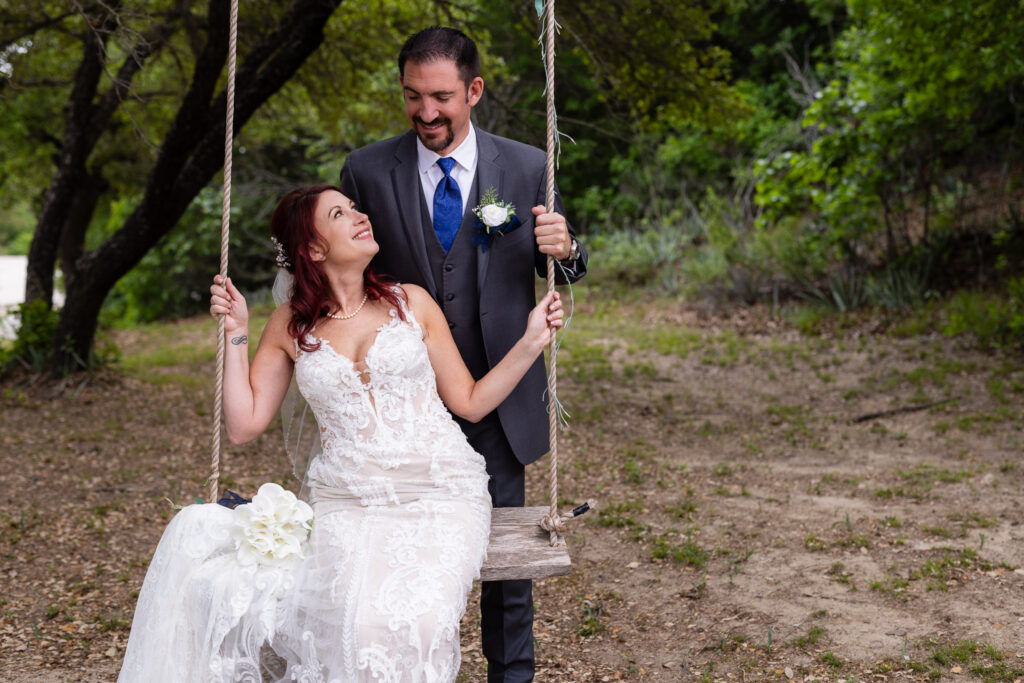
[{"xmin": 414, "ymin": 116, "xmax": 451, "ymax": 128}]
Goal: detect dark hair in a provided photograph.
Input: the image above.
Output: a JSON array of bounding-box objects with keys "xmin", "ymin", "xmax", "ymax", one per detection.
[
  {"xmin": 398, "ymin": 27, "xmax": 480, "ymax": 86},
  {"xmin": 270, "ymin": 184, "xmax": 406, "ymax": 353}
]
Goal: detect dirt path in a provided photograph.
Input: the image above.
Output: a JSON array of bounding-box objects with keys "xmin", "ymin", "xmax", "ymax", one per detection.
[{"xmin": 2, "ymin": 300, "xmax": 1022, "ymax": 681}]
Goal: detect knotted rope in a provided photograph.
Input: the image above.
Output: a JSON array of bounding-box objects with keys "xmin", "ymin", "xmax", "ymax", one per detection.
[{"xmin": 209, "ymin": 0, "xmax": 239, "ymax": 504}]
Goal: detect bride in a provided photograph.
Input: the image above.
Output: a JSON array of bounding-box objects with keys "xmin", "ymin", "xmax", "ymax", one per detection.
[{"xmin": 118, "ymin": 184, "xmax": 562, "ymax": 682}]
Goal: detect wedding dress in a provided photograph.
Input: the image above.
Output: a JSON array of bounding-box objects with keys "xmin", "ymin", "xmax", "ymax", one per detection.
[{"xmin": 118, "ymin": 299, "xmax": 492, "ymax": 683}]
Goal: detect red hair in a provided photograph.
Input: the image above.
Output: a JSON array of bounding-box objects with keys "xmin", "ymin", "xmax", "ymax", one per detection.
[{"xmin": 270, "ymin": 184, "xmax": 406, "ymax": 352}]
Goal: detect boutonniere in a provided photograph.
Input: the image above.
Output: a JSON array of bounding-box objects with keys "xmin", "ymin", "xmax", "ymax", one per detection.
[{"xmin": 472, "ymin": 186, "xmax": 521, "ymax": 252}]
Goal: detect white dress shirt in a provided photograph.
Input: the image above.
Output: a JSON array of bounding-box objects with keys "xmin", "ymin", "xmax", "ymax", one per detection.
[{"xmin": 416, "ymin": 122, "xmax": 478, "ymax": 221}]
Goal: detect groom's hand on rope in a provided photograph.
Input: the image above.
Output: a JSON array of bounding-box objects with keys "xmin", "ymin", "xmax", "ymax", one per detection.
[
  {"xmin": 210, "ymin": 275, "xmax": 249, "ymax": 332},
  {"xmin": 532, "ymin": 206, "xmax": 572, "ymax": 261}
]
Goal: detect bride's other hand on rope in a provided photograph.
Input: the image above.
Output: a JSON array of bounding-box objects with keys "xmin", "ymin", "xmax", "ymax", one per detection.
[
  {"xmin": 210, "ymin": 275, "xmax": 249, "ymax": 331},
  {"xmin": 525, "ymin": 290, "xmax": 563, "ymax": 348}
]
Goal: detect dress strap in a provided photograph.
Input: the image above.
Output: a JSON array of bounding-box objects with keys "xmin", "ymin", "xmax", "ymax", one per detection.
[{"xmin": 390, "ymin": 283, "xmax": 420, "ymax": 328}]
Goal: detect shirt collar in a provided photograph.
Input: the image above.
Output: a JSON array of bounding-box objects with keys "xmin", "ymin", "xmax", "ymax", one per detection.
[{"xmin": 416, "ymin": 122, "xmax": 477, "ymax": 175}]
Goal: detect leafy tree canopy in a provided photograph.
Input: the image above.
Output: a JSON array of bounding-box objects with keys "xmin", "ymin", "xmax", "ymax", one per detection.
[{"xmin": 754, "ymin": 0, "xmax": 1024, "ymax": 272}]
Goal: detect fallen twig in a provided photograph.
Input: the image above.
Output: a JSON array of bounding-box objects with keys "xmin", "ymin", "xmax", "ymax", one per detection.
[{"xmin": 852, "ymin": 398, "xmax": 953, "ymax": 423}]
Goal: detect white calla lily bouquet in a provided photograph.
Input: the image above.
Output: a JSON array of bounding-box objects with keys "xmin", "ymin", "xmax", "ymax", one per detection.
[{"xmin": 231, "ymin": 482, "xmax": 313, "ymax": 567}]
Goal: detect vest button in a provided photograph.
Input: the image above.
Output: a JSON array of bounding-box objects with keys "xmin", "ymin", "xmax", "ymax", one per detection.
[
  {"xmin": 445, "ymin": 293, "xmax": 455, "ymax": 301},
  {"xmin": 444, "ymin": 264, "xmax": 454, "ymax": 272}
]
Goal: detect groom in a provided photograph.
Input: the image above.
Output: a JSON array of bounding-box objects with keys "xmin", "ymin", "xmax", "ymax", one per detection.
[{"xmin": 339, "ymin": 27, "xmax": 587, "ymax": 682}]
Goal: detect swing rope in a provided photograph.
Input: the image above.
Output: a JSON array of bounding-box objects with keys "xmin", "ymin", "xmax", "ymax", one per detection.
[
  {"xmin": 536, "ymin": 0, "xmax": 594, "ymax": 545},
  {"xmin": 209, "ymin": 0, "xmax": 239, "ymax": 504}
]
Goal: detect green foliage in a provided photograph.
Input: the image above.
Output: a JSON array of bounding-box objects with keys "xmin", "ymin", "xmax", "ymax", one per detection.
[
  {"xmin": 585, "ymin": 228, "xmax": 691, "ymax": 296},
  {"xmin": 5, "ymin": 0, "xmax": 1023, "ymax": 336},
  {"xmin": 943, "ymin": 277, "xmax": 1024, "ymax": 350},
  {"xmin": 0, "ymin": 299, "xmax": 57, "ymax": 372},
  {"xmin": 753, "ymin": 0, "xmax": 1024, "ymax": 273},
  {"xmin": 556, "ymin": 0, "xmax": 741, "ymax": 128},
  {"xmin": 1, "ymin": 297, "xmax": 117, "ymax": 376},
  {"xmin": 101, "ymin": 188, "xmax": 275, "ymax": 326},
  {"xmin": 795, "ymin": 267, "xmax": 867, "ymax": 312},
  {"xmin": 866, "ymin": 259, "xmax": 934, "ymax": 311},
  {"xmin": 0, "ymin": 201, "xmax": 34, "ymax": 255}
]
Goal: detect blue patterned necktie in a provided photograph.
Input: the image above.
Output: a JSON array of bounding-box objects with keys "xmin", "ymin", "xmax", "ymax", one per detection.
[{"xmin": 432, "ymin": 157, "xmax": 462, "ymax": 253}]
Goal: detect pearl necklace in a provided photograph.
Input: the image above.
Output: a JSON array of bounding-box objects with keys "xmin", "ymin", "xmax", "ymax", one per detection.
[{"xmin": 327, "ymin": 292, "xmax": 368, "ymax": 320}]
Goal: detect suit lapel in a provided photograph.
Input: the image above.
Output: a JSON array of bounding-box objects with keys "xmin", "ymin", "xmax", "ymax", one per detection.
[
  {"xmin": 388, "ymin": 132, "xmax": 438, "ymax": 297},
  {"xmin": 475, "ymin": 130, "xmax": 503, "ymax": 290}
]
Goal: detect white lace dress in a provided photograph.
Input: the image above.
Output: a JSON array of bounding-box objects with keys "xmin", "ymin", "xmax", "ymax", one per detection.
[{"xmin": 118, "ymin": 303, "xmax": 492, "ymax": 683}]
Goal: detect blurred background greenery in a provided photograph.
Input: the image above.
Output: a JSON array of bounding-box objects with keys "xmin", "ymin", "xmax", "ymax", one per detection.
[{"xmin": 2, "ymin": 0, "xmax": 1022, "ymax": 372}]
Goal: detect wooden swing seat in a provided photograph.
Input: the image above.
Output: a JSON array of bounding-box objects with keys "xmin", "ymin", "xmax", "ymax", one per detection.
[{"xmin": 479, "ymin": 507, "xmax": 571, "ymax": 582}]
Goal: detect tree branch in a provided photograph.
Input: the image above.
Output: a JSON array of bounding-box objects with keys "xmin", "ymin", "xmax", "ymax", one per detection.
[
  {"xmin": 85, "ymin": 18, "xmax": 178, "ymax": 150},
  {"xmin": 0, "ymin": 10, "xmax": 82, "ymax": 51},
  {"xmin": 176, "ymin": 0, "xmax": 205, "ymax": 58},
  {"xmin": 81, "ymin": 0, "xmax": 345, "ymax": 295}
]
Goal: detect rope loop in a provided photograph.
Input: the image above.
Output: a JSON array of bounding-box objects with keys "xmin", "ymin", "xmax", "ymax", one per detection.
[{"xmin": 538, "ymin": 499, "xmax": 597, "ymax": 545}]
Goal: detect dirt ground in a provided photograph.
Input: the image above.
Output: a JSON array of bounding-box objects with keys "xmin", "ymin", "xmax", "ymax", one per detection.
[{"xmin": 1, "ymin": 297, "xmax": 1023, "ymax": 682}]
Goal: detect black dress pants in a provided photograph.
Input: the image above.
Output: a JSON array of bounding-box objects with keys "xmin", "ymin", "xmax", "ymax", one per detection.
[{"xmin": 462, "ymin": 414, "xmax": 535, "ymax": 683}]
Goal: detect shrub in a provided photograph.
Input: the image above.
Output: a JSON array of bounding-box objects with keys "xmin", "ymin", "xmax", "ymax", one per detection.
[
  {"xmin": 943, "ymin": 277, "xmax": 1024, "ymax": 349},
  {"xmin": 0, "ymin": 298, "xmax": 57, "ymax": 372}
]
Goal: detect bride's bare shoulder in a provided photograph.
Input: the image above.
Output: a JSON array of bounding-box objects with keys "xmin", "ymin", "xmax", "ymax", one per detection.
[
  {"xmin": 397, "ymin": 284, "xmax": 441, "ymax": 317},
  {"xmin": 262, "ymin": 304, "xmax": 296, "ymax": 351},
  {"xmin": 267, "ymin": 302, "xmax": 293, "ymax": 328}
]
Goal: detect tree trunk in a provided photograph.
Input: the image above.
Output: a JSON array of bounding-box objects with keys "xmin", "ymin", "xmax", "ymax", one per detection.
[
  {"xmin": 58, "ymin": 171, "xmax": 109, "ymax": 289},
  {"xmin": 24, "ymin": 6, "xmax": 119, "ymax": 308},
  {"xmin": 47, "ymin": 0, "xmax": 344, "ymax": 374}
]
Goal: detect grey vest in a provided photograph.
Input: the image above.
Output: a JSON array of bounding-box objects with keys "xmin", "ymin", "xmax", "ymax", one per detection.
[{"xmin": 419, "ymin": 179, "xmax": 489, "ymax": 380}]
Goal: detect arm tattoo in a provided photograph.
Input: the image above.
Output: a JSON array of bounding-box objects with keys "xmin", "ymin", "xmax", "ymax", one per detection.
[{"xmin": 230, "ymin": 335, "xmax": 248, "ymax": 346}]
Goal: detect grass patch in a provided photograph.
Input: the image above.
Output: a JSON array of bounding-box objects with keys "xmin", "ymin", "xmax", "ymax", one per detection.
[
  {"xmin": 596, "ymin": 499, "xmax": 643, "ymax": 530},
  {"xmin": 650, "ymin": 533, "xmax": 709, "ymax": 568},
  {"xmin": 804, "ymin": 535, "xmax": 828, "ymax": 552},
  {"xmin": 623, "ymin": 457, "xmax": 644, "ymax": 485},
  {"xmin": 792, "ymin": 625, "xmax": 825, "ymax": 648},
  {"xmin": 764, "ymin": 404, "xmax": 813, "ymax": 444},
  {"xmin": 910, "ymin": 547, "xmax": 990, "ymax": 590},
  {"xmin": 826, "ymin": 561, "xmax": 855, "ymax": 588},
  {"xmin": 954, "ymin": 412, "xmax": 1008, "ymax": 434},
  {"xmin": 577, "ymin": 599, "xmax": 607, "ymax": 637},
  {"xmin": 562, "ymin": 342, "xmax": 615, "ymax": 382},
  {"xmin": 819, "ymin": 650, "xmax": 843, "ymax": 669},
  {"xmin": 663, "ymin": 490, "xmax": 697, "ymax": 520},
  {"xmin": 924, "ymin": 638, "xmax": 1024, "ymax": 682},
  {"xmin": 874, "ymin": 464, "xmax": 975, "ymax": 499}
]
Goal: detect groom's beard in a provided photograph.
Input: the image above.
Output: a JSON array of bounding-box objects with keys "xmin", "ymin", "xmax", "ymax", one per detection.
[{"xmin": 414, "ymin": 116, "xmax": 455, "ymax": 153}]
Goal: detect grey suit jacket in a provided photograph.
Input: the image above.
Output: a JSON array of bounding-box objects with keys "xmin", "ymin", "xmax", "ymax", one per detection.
[{"xmin": 339, "ymin": 128, "xmax": 587, "ymax": 466}]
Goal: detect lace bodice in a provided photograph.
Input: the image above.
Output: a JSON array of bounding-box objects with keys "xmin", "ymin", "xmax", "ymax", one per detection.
[{"xmin": 295, "ymin": 304, "xmax": 485, "ymax": 506}]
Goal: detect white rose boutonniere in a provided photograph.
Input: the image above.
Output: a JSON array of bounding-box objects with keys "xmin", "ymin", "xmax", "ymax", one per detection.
[
  {"xmin": 479, "ymin": 203, "xmax": 510, "ymax": 227},
  {"xmin": 232, "ymin": 482, "xmax": 313, "ymax": 567},
  {"xmin": 472, "ymin": 187, "xmax": 521, "ymax": 252}
]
